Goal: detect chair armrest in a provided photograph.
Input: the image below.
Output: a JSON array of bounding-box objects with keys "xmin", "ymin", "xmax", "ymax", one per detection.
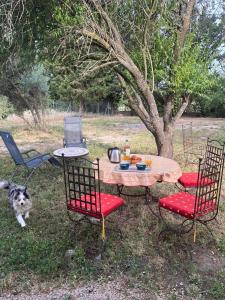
[
  {"xmin": 21, "ymin": 149, "xmax": 41, "ymax": 158},
  {"xmin": 24, "ymin": 153, "xmax": 50, "ymax": 163}
]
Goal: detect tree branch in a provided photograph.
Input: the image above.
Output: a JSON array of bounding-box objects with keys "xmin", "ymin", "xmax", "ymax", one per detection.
[
  {"xmin": 174, "ymin": 0, "xmax": 196, "ymax": 61},
  {"xmin": 117, "ymin": 73, "xmax": 155, "ymax": 133},
  {"xmin": 172, "ymin": 94, "xmax": 190, "ymax": 124}
]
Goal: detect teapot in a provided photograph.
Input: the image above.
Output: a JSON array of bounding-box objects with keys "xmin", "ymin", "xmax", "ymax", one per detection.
[{"xmin": 107, "ymin": 147, "xmax": 121, "ymax": 163}]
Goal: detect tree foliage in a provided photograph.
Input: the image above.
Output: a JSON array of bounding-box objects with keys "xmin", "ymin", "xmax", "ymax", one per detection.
[
  {"xmin": 0, "ymin": 0, "xmax": 224, "ymax": 155},
  {"xmin": 0, "ymin": 95, "xmax": 14, "ymax": 119}
]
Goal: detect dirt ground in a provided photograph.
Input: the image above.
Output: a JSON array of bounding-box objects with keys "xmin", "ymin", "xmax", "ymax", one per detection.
[{"xmin": 0, "ymin": 279, "xmax": 159, "ymax": 300}]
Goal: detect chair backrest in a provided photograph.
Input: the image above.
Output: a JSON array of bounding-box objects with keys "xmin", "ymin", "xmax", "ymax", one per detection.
[
  {"xmin": 204, "ymin": 138, "xmax": 225, "ymax": 164},
  {"xmin": 64, "ymin": 116, "xmax": 83, "ymax": 147},
  {"xmin": 182, "ymin": 122, "xmax": 206, "ymax": 163},
  {"xmin": 0, "ymin": 131, "xmax": 24, "ymax": 165},
  {"xmin": 63, "ymin": 156, "xmax": 102, "ymax": 216},
  {"xmin": 194, "ymin": 147, "xmax": 225, "ymax": 219}
]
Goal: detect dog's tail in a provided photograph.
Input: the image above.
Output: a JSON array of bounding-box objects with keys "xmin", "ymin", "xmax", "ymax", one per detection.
[{"xmin": 0, "ymin": 180, "xmax": 10, "ymax": 190}]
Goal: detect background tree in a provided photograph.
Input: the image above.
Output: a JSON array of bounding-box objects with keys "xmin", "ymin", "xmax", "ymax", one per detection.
[
  {"xmin": 0, "ymin": 59, "xmax": 50, "ymax": 128},
  {"xmin": 47, "ymin": 0, "xmax": 224, "ymax": 157},
  {"xmin": 0, "ymin": 0, "xmax": 53, "ymax": 128},
  {"xmin": 0, "ymin": 95, "xmax": 14, "ymax": 119}
]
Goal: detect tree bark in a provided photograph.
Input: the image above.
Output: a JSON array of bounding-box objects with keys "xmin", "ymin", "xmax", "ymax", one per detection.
[
  {"xmin": 154, "ymin": 126, "xmax": 174, "ymax": 157},
  {"xmin": 79, "ymin": 99, "xmax": 84, "ymax": 115}
]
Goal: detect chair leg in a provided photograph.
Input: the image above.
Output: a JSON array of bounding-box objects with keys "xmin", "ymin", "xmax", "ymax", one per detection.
[
  {"xmin": 158, "ymin": 206, "xmax": 195, "ymax": 238},
  {"xmin": 145, "ymin": 189, "xmax": 160, "ymax": 219},
  {"xmin": 193, "ymin": 222, "xmax": 197, "ymax": 243},
  {"xmin": 175, "ymin": 182, "xmax": 186, "ymax": 192},
  {"xmin": 24, "ymin": 168, "xmax": 36, "ymax": 185},
  {"xmin": 117, "ymin": 184, "xmax": 123, "ymax": 197},
  {"xmin": 197, "ymin": 220, "xmax": 215, "ymax": 241},
  {"xmin": 95, "ymin": 218, "xmax": 107, "ymax": 260}
]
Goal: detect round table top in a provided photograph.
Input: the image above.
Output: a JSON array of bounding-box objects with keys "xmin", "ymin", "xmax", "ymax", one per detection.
[
  {"xmin": 53, "ymin": 147, "xmax": 89, "ymax": 157},
  {"xmin": 99, "ymin": 155, "xmax": 182, "ymax": 187}
]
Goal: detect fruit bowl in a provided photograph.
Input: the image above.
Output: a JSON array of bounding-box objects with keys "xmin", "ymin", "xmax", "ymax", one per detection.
[{"xmin": 130, "ymin": 155, "xmax": 142, "ymax": 165}]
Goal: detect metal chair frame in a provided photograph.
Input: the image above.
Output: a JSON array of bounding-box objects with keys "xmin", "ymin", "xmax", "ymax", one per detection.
[
  {"xmin": 63, "ymin": 116, "xmax": 86, "ymax": 148},
  {"xmin": 182, "ymin": 122, "xmax": 206, "ymax": 165},
  {"xmin": 62, "ymin": 156, "xmax": 123, "ymax": 258},
  {"xmin": 0, "ymin": 131, "xmax": 61, "ymax": 184},
  {"xmin": 176, "ymin": 139, "xmax": 225, "ymax": 191},
  {"xmin": 159, "ymin": 149, "xmax": 225, "ymax": 239}
]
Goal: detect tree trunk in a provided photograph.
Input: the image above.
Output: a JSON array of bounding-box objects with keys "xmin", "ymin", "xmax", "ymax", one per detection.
[
  {"xmin": 155, "ymin": 129, "xmax": 174, "ymax": 158},
  {"xmin": 34, "ymin": 106, "xmax": 45, "ymax": 129},
  {"xmin": 79, "ymin": 99, "xmax": 84, "ymax": 115}
]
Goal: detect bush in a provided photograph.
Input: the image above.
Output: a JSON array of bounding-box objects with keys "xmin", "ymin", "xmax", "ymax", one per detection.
[{"xmin": 0, "ymin": 95, "xmax": 14, "ymax": 119}]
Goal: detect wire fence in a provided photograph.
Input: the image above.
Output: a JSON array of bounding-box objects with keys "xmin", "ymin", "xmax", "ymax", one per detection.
[{"xmin": 48, "ymin": 100, "xmax": 122, "ymax": 115}]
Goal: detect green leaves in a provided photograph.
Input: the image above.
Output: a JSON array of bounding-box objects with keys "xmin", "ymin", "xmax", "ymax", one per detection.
[
  {"xmin": 0, "ymin": 96, "xmax": 14, "ymax": 119},
  {"xmin": 172, "ymin": 34, "xmax": 214, "ymax": 96}
]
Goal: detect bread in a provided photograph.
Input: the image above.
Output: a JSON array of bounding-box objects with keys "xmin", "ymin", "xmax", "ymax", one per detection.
[{"xmin": 130, "ymin": 155, "xmax": 142, "ymax": 164}]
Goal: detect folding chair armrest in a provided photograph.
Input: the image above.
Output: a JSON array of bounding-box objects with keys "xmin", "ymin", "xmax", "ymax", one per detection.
[
  {"xmin": 25, "ymin": 153, "xmax": 50, "ymax": 163},
  {"xmin": 21, "ymin": 149, "xmax": 41, "ymax": 158}
]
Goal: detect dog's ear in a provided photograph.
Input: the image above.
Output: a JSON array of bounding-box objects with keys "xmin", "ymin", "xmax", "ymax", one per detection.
[{"xmin": 24, "ymin": 187, "xmax": 30, "ymax": 199}]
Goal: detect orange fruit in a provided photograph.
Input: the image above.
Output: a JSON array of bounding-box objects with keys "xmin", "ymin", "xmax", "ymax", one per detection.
[{"xmin": 145, "ymin": 159, "xmax": 152, "ymax": 167}]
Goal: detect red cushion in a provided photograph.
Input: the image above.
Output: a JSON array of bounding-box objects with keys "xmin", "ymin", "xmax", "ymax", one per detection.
[
  {"xmin": 67, "ymin": 193, "xmax": 125, "ymax": 219},
  {"xmin": 159, "ymin": 191, "xmax": 216, "ymax": 219},
  {"xmin": 178, "ymin": 172, "xmax": 213, "ymax": 188}
]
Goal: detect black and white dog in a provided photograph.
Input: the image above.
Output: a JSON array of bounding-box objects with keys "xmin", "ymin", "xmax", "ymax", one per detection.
[{"xmin": 0, "ymin": 180, "xmax": 32, "ymax": 227}]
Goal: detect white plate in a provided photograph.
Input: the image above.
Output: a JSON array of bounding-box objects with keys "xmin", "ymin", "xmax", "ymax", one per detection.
[{"xmin": 53, "ymin": 147, "xmax": 89, "ymax": 157}]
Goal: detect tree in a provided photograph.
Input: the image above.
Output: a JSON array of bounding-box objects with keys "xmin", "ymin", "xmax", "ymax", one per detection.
[
  {"xmin": 0, "ymin": 60, "xmax": 50, "ymax": 128},
  {"xmin": 48, "ymin": 60, "xmax": 121, "ymax": 114},
  {"xmin": 0, "ymin": 0, "xmax": 54, "ymax": 128},
  {"xmin": 50, "ymin": 0, "xmax": 223, "ymax": 157}
]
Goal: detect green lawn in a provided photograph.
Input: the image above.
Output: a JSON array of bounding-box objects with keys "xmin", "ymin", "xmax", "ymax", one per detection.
[{"xmin": 0, "ymin": 114, "xmax": 225, "ymax": 299}]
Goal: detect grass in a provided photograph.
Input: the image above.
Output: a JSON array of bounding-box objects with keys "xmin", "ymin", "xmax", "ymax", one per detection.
[{"xmin": 0, "ymin": 114, "xmax": 225, "ymax": 298}]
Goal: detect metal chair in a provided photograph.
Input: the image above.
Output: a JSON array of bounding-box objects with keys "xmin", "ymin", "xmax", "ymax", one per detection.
[
  {"xmin": 159, "ymin": 152, "xmax": 225, "ymax": 240},
  {"xmin": 0, "ymin": 131, "xmax": 61, "ymax": 184},
  {"xmin": 178, "ymin": 139, "xmax": 225, "ymax": 190},
  {"xmin": 63, "ymin": 116, "xmax": 86, "ymax": 148},
  {"xmin": 182, "ymin": 122, "xmax": 206, "ymax": 165},
  {"xmin": 62, "ymin": 156, "xmax": 125, "ymax": 256}
]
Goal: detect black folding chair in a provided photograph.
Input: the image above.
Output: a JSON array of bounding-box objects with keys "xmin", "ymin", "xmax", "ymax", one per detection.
[{"xmin": 0, "ymin": 131, "xmax": 61, "ymax": 184}]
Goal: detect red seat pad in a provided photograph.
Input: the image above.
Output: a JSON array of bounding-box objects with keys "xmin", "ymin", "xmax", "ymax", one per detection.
[
  {"xmin": 67, "ymin": 193, "xmax": 125, "ymax": 219},
  {"xmin": 178, "ymin": 172, "xmax": 213, "ymax": 188},
  {"xmin": 159, "ymin": 192, "xmax": 216, "ymax": 219}
]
